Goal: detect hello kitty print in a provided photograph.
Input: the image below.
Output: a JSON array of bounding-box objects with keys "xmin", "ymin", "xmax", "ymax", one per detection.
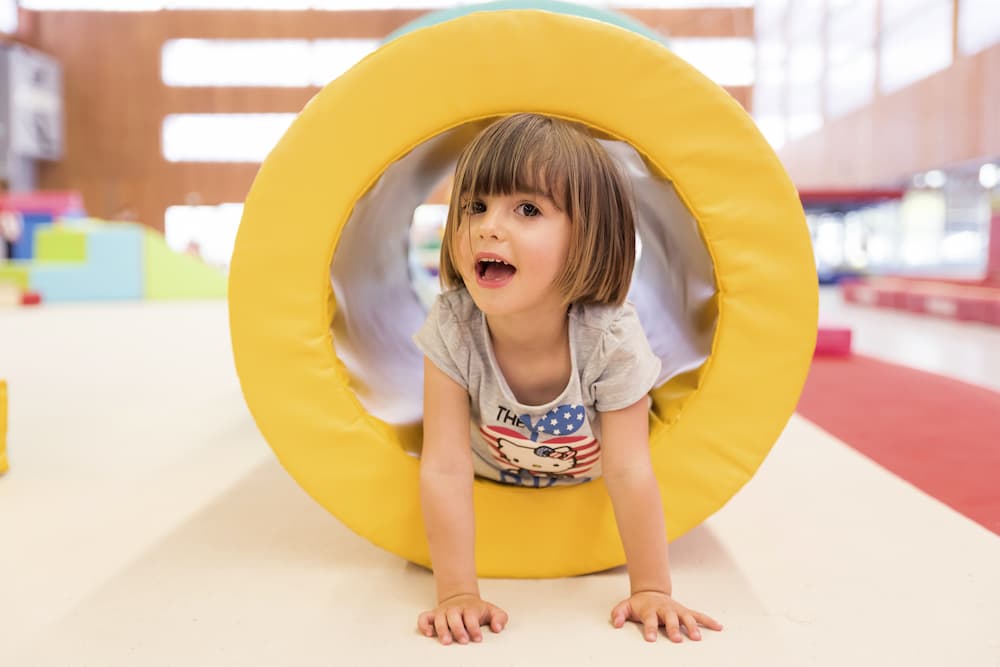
[{"xmin": 478, "ymin": 403, "xmax": 600, "ymax": 487}]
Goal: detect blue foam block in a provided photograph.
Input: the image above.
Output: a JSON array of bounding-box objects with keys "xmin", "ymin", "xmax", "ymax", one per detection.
[
  {"xmin": 9, "ymin": 213, "xmax": 54, "ymax": 259},
  {"xmin": 29, "ymin": 225, "xmax": 144, "ymax": 302}
]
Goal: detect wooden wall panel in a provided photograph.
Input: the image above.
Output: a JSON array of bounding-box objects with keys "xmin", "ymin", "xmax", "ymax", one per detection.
[
  {"xmin": 622, "ymin": 7, "xmax": 752, "ymax": 37},
  {"xmin": 163, "ymin": 88, "xmax": 319, "ymax": 114},
  {"xmin": 778, "ymin": 42, "xmax": 1000, "ymax": 189},
  {"xmin": 164, "ymin": 85, "xmax": 750, "ymax": 116},
  {"xmin": 21, "ymin": 8, "xmax": 755, "ymax": 231}
]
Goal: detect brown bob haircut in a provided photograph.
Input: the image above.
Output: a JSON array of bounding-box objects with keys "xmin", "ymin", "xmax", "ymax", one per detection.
[{"xmin": 439, "ymin": 113, "xmax": 636, "ymax": 306}]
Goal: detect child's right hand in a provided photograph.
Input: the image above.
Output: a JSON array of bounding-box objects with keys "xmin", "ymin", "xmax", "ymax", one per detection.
[{"xmin": 417, "ymin": 593, "xmax": 509, "ymax": 645}]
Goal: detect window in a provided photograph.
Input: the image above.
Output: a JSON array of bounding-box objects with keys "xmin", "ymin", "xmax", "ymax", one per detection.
[
  {"xmin": 161, "ymin": 39, "xmax": 378, "ymax": 87},
  {"xmin": 826, "ymin": 0, "xmax": 875, "ymax": 118},
  {"xmin": 670, "ymin": 38, "xmax": 755, "ymax": 87},
  {"xmin": 826, "ymin": 52, "xmax": 875, "ymax": 119},
  {"xmin": 958, "ymin": 0, "xmax": 1000, "ymax": 55},
  {"xmin": 0, "ymin": 0, "xmax": 18, "ymax": 33},
  {"xmin": 163, "ymin": 40, "xmax": 313, "ymax": 87},
  {"xmin": 879, "ymin": 0, "xmax": 953, "ymax": 94},
  {"xmin": 754, "ymin": 0, "xmax": 788, "ymax": 32},
  {"xmin": 784, "ymin": 1, "xmax": 823, "ymax": 140},
  {"xmin": 753, "ymin": 40, "xmax": 786, "ymax": 148},
  {"xmin": 164, "ymin": 203, "xmax": 243, "ymax": 269},
  {"xmin": 753, "ymin": 0, "xmax": 786, "ymax": 149},
  {"xmin": 753, "ymin": 113, "xmax": 786, "ymax": 150},
  {"xmin": 785, "ymin": 41, "xmax": 822, "ymax": 140},
  {"xmin": 880, "ymin": 0, "xmax": 936, "ymax": 28},
  {"xmin": 161, "ymin": 113, "xmax": 296, "ymax": 162}
]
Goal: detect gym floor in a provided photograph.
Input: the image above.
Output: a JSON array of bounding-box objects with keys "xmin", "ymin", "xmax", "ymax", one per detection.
[{"xmin": 1, "ymin": 287, "xmax": 998, "ymax": 666}]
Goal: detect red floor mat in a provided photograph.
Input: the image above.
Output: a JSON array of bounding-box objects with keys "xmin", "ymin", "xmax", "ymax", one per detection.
[{"xmin": 797, "ymin": 355, "xmax": 1000, "ymax": 535}]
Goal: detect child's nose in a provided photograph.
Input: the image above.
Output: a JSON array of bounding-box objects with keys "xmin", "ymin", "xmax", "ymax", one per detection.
[{"xmin": 477, "ymin": 209, "xmax": 504, "ymax": 239}]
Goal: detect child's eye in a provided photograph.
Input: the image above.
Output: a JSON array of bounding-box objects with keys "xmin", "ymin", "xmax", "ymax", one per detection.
[
  {"xmin": 516, "ymin": 203, "xmax": 541, "ymax": 217},
  {"xmin": 463, "ymin": 200, "xmax": 486, "ymax": 215}
]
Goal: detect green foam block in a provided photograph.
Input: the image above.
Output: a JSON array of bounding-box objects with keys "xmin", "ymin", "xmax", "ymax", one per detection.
[
  {"xmin": 0, "ymin": 262, "xmax": 30, "ymax": 290},
  {"xmin": 143, "ymin": 229, "xmax": 227, "ymax": 299},
  {"xmin": 34, "ymin": 226, "xmax": 87, "ymax": 262}
]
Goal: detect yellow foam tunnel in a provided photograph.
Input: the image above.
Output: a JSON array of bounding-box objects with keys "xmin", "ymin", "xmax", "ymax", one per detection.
[{"xmin": 228, "ymin": 10, "xmax": 817, "ymax": 578}]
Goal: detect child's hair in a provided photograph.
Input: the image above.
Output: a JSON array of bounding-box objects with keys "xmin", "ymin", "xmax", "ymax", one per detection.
[{"xmin": 439, "ymin": 113, "xmax": 636, "ymax": 306}]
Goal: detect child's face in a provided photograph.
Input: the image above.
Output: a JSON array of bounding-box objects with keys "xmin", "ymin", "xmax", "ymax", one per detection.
[{"xmin": 452, "ymin": 191, "xmax": 571, "ymax": 319}]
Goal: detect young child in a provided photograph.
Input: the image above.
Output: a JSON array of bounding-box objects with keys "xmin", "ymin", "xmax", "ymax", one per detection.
[{"xmin": 413, "ymin": 113, "xmax": 722, "ymax": 645}]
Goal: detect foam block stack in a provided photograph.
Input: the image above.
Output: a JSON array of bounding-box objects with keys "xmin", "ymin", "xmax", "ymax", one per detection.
[
  {"xmin": 815, "ymin": 326, "xmax": 853, "ymax": 357},
  {"xmin": 843, "ymin": 278, "xmax": 1000, "ymax": 327},
  {"xmin": 1, "ymin": 219, "xmax": 227, "ymax": 303}
]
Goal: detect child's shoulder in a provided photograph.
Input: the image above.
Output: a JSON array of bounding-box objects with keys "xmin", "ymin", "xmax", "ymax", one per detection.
[
  {"xmin": 571, "ymin": 300, "xmax": 639, "ymax": 335},
  {"xmin": 573, "ymin": 300, "xmax": 658, "ymax": 379},
  {"xmin": 433, "ymin": 288, "xmax": 481, "ymax": 325}
]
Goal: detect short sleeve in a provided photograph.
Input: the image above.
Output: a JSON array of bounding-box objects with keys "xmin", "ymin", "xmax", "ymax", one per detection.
[
  {"xmin": 590, "ymin": 305, "xmax": 662, "ymax": 412},
  {"xmin": 412, "ymin": 293, "xmax": 470, "ymax": 390}
]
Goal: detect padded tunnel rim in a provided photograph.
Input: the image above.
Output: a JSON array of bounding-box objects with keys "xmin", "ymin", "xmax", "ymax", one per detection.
[{"xmin": 228, "ymin": 10, "xmax": 818, "ymax": 578}]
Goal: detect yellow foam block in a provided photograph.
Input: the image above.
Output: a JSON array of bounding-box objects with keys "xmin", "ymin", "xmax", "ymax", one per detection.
[{"xmin": 1, "ymin": 380, "xmax": 8, "ymax": 474}]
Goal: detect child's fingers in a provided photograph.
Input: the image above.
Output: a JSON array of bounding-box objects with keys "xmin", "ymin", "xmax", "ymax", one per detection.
[
  {"xmin": 417, "ymin": 612, "xmax": 435, "ymax": 637},
  {"xmin": 681, "ymin": 613, "xmax": 702, "ymax": 641},
  {"xmin": 489, "ymin": 607, "xmax": 509, "ymax": 633},
  {"xmin": 609, "ymin": 600, "xmax": 630, "ymax": 628},
  {"xmin": 694, "ymin": 611, "xmax": 723, "ymax": 631},
  {"xmin": 664, "ymin": 610, "xmax": 683, "ymax": 643},
  {"xmin": 434, "ymin": 613, "xmax": 453, "ymax": 645},
  {"xmin": 463, "ymin": 608, "xmax": 483, "ymax": 642},
  {"xmin": 446, "ymin": 607, "xmax": 470, "ymax": 644},
  {"xmin": 642, "ymin": 612, "xmax": 659, "ymax": 642}
]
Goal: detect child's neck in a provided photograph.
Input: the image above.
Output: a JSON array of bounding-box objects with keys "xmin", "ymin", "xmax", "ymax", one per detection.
[
  {"xmin": 485, "ymin": 306, "xmax": 570, "ymax": 356},
  {"xmin": 486, "ymin": 307, "xmax": 572, "ymax": 406}
]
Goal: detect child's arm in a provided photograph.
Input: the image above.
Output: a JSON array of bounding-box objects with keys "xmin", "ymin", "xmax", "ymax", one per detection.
[
  {"xmin": 417, "ymin": 356, "xmax": 508, "ymax": 644},
  {"xmin": 601, "ymin": 398, "xmax": 722, "ymax": 643}
]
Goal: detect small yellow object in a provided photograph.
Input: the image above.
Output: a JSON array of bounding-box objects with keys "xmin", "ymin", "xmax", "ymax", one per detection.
[
  {"xmin": 0, "ymin": 380, "xmax": 8, "ymax": 475},
  {"xmin": 229, "ymin": 11, "xmax": 816, "ymax": 578}
]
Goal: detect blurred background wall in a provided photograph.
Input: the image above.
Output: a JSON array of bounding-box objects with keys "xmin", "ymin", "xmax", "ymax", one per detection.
[
  {"xmin": 0, "ymin": 1, "xmax": 997, "ymax": 278},
  {"xmin": 758, "ymin": 0, "xmax": 999, "ymax": 189},
  {"xmin": 10, "ymin": 5, "xmax": 753, "ymax": 233}
]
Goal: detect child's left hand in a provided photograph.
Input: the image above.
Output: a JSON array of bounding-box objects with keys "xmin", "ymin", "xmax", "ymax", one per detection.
[{"xmin": 611, "ymin": 590, "xmax": 722, "ymax": 643}]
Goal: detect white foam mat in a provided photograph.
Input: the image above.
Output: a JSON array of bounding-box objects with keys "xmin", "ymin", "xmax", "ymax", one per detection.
[{"xmin": 1, "ymin": 301, "xmax": 997, "ymax": 665}]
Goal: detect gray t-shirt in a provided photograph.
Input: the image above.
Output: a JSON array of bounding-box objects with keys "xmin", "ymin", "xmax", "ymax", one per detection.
[{"xmin": 414, "ymin": 288, "xmax": 661, "ymax": 488}]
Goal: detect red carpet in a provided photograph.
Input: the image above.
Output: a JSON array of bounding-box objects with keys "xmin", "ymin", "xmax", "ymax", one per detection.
[{"xmin": 797, "ymin": 355, "xmax": 1000, "ymax": 535}]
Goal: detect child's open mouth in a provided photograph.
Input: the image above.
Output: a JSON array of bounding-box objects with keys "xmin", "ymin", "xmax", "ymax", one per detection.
[{"xmin": 476, "ymin": 257, "xmax": 517, "ymax": 286}]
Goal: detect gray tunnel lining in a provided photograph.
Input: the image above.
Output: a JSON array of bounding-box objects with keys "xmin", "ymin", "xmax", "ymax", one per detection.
[{"xmin": 330, "ymin": 123, "xmax": 717, "ymax": 425}]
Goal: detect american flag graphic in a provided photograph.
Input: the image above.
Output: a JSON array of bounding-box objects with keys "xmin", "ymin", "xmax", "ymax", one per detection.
[
  {"xmin": 479, "ymin": 422, "xmax": 600, "ymax": 478},
  {"xmin": 518, "ymin": 403, "xmax": 587, "ymax": 440}
]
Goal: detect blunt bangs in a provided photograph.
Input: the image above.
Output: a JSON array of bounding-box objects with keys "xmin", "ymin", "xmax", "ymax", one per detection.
[{"xmin": 454, "ymin": 114, "xmax": 571, "ymax": 211}]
